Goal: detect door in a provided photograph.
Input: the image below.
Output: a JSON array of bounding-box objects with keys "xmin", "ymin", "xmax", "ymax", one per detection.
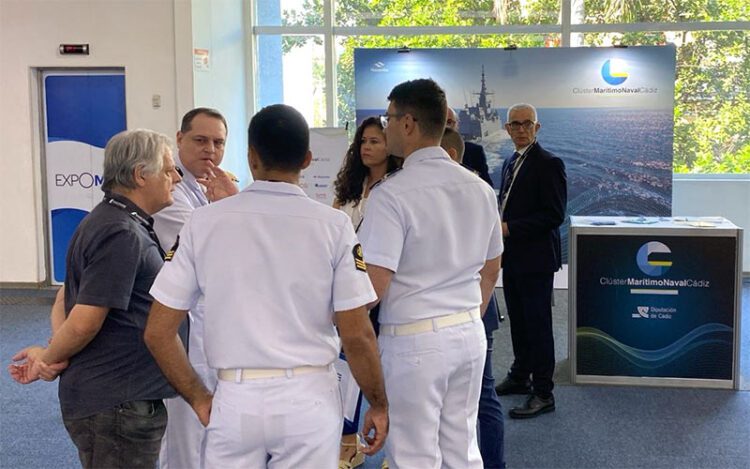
[{"xmin": 42, "ymin": 70, "xmax": 126, "ymax": 284}]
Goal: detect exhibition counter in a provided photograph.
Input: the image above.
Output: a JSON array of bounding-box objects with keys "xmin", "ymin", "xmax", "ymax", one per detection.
[{"xmin": 569, "ymin": 216, "xmax": 743, "ymax": 389}]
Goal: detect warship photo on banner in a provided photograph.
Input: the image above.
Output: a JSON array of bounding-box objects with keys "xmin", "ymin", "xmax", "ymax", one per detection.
[
  {"xmin": 354, "ymin": 46, "xmax": 676, "ymax": 263},
  {"xmin": 457, "ymin": 66, "xmax": 507, "ymax": 144}
]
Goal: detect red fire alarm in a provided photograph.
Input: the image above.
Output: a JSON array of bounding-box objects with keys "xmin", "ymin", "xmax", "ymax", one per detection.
[{"xmin": 59, "ymin": 44, "xmax": 89, "ymax": 55}]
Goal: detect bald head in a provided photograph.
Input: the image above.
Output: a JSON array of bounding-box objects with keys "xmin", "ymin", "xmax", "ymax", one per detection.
[{"xmin": 446, "ymin": 108, "xmax": 459, "ymax": 131}]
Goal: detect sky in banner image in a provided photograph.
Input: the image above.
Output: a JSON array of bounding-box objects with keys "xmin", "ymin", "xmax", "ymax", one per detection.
[{"xmin": 355, "ymin": 46, "xmax": 677, "ymax": 262}]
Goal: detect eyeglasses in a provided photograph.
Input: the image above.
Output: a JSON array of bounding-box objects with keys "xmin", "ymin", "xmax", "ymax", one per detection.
[
  {"xmin": 506, "ymin": 120, "xmax": 536, "ymax": 131},
  {"xmin": 380, "ymin": 113, "xmax": 417, "ymax": 129}
]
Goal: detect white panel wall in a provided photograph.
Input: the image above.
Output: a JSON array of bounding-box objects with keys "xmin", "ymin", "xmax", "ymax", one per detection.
[
  {"xmin": 190, "ymin": 0, "xmax": 252, "ymax": 186},
  {"xmin": 0, "ymin": 0, "xmax": 193, "ymax": 283},
  {"xmin": 673, "ymin": 175, "xmax": 750, "ymax": 273}
]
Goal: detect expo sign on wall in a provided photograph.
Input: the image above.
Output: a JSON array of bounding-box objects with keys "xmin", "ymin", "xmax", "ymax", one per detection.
[{"xmin": 355, "ymin": 46, "xmax": 676, "ymax": 262}]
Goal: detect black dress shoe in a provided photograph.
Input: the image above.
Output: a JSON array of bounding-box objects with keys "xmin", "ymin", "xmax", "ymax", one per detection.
[
  {"xmin": 494, "ymin": 376, "xmax": 532, "ymax": 396},
  {"xmin": 509, "ymin": 394, "xmax": 555, "ymax": 419}
]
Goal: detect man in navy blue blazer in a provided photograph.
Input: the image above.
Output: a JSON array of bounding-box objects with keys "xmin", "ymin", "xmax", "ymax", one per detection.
[{"xmin": 496, "ymin": 103, "xmax": 567, "ymax": 419}]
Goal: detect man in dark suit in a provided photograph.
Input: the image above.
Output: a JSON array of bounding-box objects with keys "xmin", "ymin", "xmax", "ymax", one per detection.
[{"xmin": 496, "ymin": 103, "xmax": 567, "ymax": 419}]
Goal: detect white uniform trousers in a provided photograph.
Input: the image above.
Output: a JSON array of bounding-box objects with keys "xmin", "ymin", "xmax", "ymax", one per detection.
[
  {"xmin": 204, "ymin": 369, "xmax": 342, "ymax": 469},
  {"xmin": 160, "ymin": 304, "xmax": 216, "ymax": 469},
  {"xmin": 159, "ymin": 363, "xmax": 217, "ymax": 469},
  {"xmin": 380, "ymin": 319, "xmax": 486, "ymax": 469}
]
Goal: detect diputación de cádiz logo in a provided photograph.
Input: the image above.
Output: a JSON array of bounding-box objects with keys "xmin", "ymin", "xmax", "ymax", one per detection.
[
  {"xmin": 636, "ymin": 241, "xmax": 672, "ymax": 276},
  {"xmin": 601, "ymin": 58, "xmax": 628, "ymax": 85}
]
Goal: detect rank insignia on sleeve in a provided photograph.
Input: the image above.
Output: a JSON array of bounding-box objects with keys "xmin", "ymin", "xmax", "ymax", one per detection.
[
  {"xmin": 164, "ymin": 235, "xmax": 179, "ymax": 261},
  {"xmin": 352, "ymin": 243, "xmax": 367, "ymax": 272}
]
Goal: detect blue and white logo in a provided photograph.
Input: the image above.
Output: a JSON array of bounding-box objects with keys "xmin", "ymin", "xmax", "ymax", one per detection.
[
  {"xmin": 636, "ymin": 241, "xmax": 672, "ymax": 276},
  {"xmin": 601, "ymin": 59, "xmax": 629, "ymax": 85}
]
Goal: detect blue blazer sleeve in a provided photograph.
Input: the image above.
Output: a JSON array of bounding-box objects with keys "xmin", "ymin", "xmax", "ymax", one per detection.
[{"xmin": 463, "ymin": 142, "xmax": 494, "ymax": 188}]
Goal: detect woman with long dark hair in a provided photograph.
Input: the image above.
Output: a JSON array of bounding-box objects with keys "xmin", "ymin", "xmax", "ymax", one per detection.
[
  {"xmin": 333, "ymin": 117, "xmax": 400, "ymax": 469},
  {"xmin": 333, "ymin": 117, "xmax": 401, "ymax": 230}
]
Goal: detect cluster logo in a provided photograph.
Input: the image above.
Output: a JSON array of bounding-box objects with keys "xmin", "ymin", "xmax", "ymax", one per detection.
[
  {"xmin": 636, "ymin": 241, "xmax": 672, "ymax": 277},
  {"xmin": 601, "ymin": 59, "xmax": 628, "ymax": 85}
]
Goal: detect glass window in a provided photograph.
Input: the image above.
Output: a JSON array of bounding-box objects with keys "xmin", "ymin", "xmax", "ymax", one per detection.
[
  {"xmin": 573, "ymin": 0, "xmax": 749, "ymax": 24},
  {"xmin": 335, "ymin": 0, "xmax": 560, "ymax": 27},
  {"xmin": 580, "ymin": 30, "xmax": 749, "ymax": 174},
  {"xmin": 257, "ymin": 35, "xmax": 327, "ymax": 127},
  {"xmin": 256, "ymin": 0, "xmax": 324, "ymax": 27}
]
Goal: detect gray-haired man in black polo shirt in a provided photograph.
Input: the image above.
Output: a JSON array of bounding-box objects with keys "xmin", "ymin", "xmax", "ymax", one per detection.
[{"xmin": 9, "ymin": 129, "xmax": 182, "ymax": 468}]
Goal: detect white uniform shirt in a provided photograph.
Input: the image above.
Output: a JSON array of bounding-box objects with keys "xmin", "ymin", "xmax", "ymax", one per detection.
[
  {"xmin": 152, "ymin": 155, "xmax": 211, "ymax": 367},
  {"xmin": 150, "ymin": 180, "xmax": 377, "ymax": 369},
  {"xmin": 358, "ymin": 146, "xmax": 503, "ymax": 325},
  {"xmin": 153, "ymin": 155, "xmax": 209, "ymax": 252},
  {"xmin": 338, "ymin": 197, "xmax": 367, "ymax": 231}
]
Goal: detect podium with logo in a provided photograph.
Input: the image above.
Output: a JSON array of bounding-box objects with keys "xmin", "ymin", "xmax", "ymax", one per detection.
[{"xmin": 568, "ymin": 216, "xmax": 743, "ymax": 389}]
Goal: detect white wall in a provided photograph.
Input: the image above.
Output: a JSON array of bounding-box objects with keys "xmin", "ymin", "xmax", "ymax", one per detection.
[
  {"xmin": 0, "ymin": 0, "xmax": 193, "ymax": 283},
  {"xmin": 673, "ymin": 175, "xmax": 750, "ymax": 272},
  {"xmin": 191, "ymin": 0, "xmax": 252, "ymax": 186}
]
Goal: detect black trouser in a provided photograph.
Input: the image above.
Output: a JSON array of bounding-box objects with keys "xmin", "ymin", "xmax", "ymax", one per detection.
[
  {"xmin": 502, "ymin": 270, "xmax": 555, "ymax": 397},
  {"xmin": 63, "ymin": 400, "xmax": 167, "ymax": 469}
]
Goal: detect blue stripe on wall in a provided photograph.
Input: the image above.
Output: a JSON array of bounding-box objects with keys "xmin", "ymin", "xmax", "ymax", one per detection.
[{"xmin": 45, "ymin": 74, "xmax": 126, "ymax": 149}]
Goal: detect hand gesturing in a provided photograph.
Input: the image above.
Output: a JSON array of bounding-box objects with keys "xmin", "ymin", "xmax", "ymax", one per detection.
[{"xmin": 197, "ymin": 161, "xmax": 239, "ymax": 202}]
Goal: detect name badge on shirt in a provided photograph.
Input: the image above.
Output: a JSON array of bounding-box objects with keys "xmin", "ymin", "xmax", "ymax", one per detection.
[
  {"xmin": 353, "ymin": 244, "xmax": 367, "ymax": 272},
  {"xmin": 164, "ymin": 235, "xmax": 180, "ymax": 262}
]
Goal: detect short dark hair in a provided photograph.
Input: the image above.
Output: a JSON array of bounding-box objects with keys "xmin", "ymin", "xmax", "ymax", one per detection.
[
  {"xmin": 440, "ymin": 127, "xmax": 465, "ymax": 163},
  {"xmin": 387, "ymin": 79, "xmax": 447, "ymax": 139},
  {"xmin": 247, "ymin": 104, "xmax": 309, "ymax": 172},
  {"xmin": 180, "ymin": 107, "xmax": 228, "ymax": 134}
]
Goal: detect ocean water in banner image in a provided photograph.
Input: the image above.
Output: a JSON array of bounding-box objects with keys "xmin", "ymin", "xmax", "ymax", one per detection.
[{"xmin": 358, "ymin": 107, "xmax": 673, "ymax": 263}]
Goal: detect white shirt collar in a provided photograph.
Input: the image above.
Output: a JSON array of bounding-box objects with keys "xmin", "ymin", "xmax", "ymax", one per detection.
[
  {"xmin": 513, "ymin": 139, "xmax": 538, "ymax": 157},
  {"xmin": 244, "ymin": 180, "xmax": 308, "ymax": 197},
  {"xmin": 403, "ymin": 146, "xmax": 451, "ymax": 168},
  {"xmin": 175, "ymin": 153, "xmax": 209, "ymax": 204}
]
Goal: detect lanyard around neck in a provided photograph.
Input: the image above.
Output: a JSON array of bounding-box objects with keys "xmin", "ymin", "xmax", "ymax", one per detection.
[
  {"xmin": 104, "ymin": 196, "xmax": 166, "ymax": 258},
  {"xmin": 500, "ymin": 142, "xmax": 535, "ymax": 215}
]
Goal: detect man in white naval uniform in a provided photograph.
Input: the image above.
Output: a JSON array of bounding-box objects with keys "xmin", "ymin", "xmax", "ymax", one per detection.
[
  {"xmin": 152, "ymin": 108, "xmax": 238, "ymax": 469},
  {"xmin": 358, "ymin": 79, "xmax": 502, "ymax": 469},
  {"xmin": 144, "ymin": 104, "xmax": 389, "ymax": 468}
]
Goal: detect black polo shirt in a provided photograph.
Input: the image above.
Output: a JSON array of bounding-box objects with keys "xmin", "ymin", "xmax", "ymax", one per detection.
[{"xmin": 59, "ymin": 193, "xmax": 176, "ymax": 420}]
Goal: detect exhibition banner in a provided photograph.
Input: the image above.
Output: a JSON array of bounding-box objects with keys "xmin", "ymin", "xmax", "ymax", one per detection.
[
  {"xmin": 300, "ymin": 128, "xmax": 349, "ymax": 206},
  {"xmin": 355, "ymin": 46, "xmax": 676, "ymax": 261},
  {"xmin": 575, "ymin": 234, "xmax": 736, "ymax": 381}
]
